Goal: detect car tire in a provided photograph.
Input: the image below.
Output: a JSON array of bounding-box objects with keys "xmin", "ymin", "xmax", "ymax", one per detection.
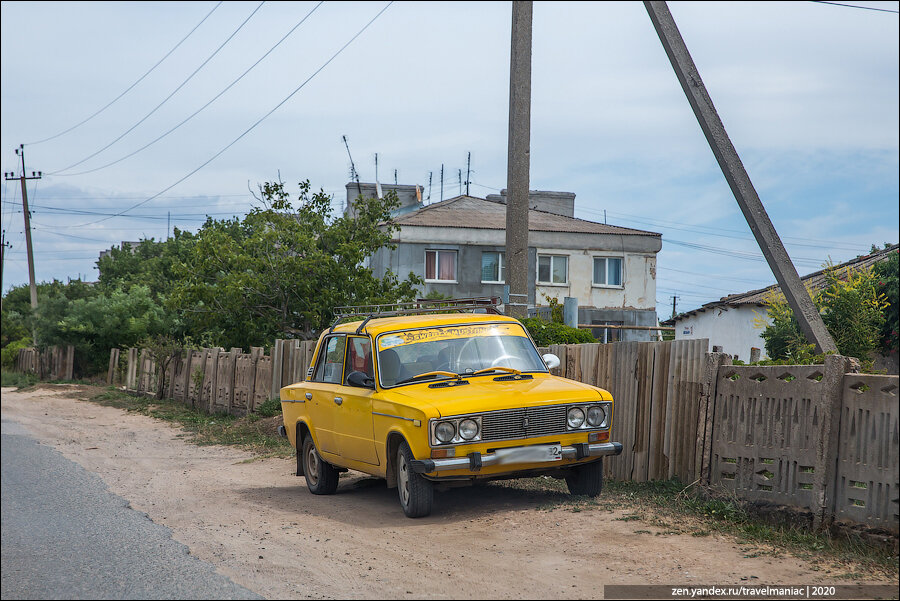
[
  {"xmin": 397, "ymin": 440, "xmax": 433, "ymax": 518},
  {"xmin": 301, "ymin": 434, "xmax": 339, "ymax": 495},
  {"xmin": 565, "ymin": 458, "xmax": 603, "ymax": 497}
]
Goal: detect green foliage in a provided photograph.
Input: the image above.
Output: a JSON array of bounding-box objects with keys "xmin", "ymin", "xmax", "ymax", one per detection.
[
  {"xmin": 760, "ymin": 261, "xmax": 888, "ymax": 366},
  {"xmin": 34, "ymin": 285, "xmax": 170, "ymax": 375},
  {"xmin": 0, "ymin": 369, "xmax": 38, "ymax": 388},
  {"xmin": 96, "ymin": 230, "xmax": 196, "ymax": 300},
  {"xmin": 871, "ymin": 245, "xmax": 898, "ymax": 356},
  {"xmin": 0, "ymin": 336, "xmax": 32, "ymax": 370},
  {"xmin": 168, "ymin": 180, "xmax": 422, "ymax": 348},
  {"xmin": 522, "ymin": 317, "xmax": 595, "ymax": 346},
  {"xmin": 255, "ymin": 397, "xmax": 283, "ymax": 418}
]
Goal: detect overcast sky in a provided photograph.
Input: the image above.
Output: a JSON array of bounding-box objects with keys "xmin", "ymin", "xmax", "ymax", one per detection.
[{"xmin": 1, "ymin": 1, "xmax": 897, "ymax": 318}]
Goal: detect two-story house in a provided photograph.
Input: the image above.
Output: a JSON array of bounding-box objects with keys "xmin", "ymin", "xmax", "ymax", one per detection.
[{"xmin": 352, "ymin": 182, "xmax": 662, "ymax": 341}]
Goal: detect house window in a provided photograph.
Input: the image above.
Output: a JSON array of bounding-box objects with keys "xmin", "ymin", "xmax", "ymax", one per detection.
[
  {"xmin": 481, "ymin": 251, "xmax": 505, "ymax": 283},
  {"xmin": 538, "ymin": 254, "xmax": 567, "ymax": 285},
  {"xmin": 425, "ymin": 250, "xmax": 457, "ymax": 281},
  {"xmin": 593, "ymin": 257, "xmax": 623, "ymax": 286}
]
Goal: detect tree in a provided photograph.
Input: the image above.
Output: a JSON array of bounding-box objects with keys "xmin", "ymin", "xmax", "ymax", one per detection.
[
  {"xmin": 760, "ymin": 262, "xmax": 888, "ymax": 366},
  {"xmin": 169, "ymin": 180, "xmax": 421, "ymax": 348},
  {"xmin": 871, "ymin": 245, "xmax": 899, "ymax": 356},
  {"xmin": 96, "ymin": 230, "xmax": 196, "ymax": 300}
]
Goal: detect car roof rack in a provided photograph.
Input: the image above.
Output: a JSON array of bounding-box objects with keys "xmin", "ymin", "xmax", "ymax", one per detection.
[{"xmin": 328, "ymin": 297, "xmax": 503, "ymax": 334}]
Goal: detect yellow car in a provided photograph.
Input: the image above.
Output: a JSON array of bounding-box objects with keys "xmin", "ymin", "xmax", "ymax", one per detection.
[{"xmin": 280, "ymin": 301, "xmax": 622, "ymax": 518}]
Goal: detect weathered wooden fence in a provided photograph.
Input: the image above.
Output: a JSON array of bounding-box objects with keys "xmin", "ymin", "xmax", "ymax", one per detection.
[
  {"xmin": 15, "ymin": 346, "xmax": 74, "ymax": 381},
  {"xmin": 120, "ymin": 340, "xmax": 317, "ymax": 416},
  {"xmin": 539, "ymin": 339, "xmax": 709, "ymax": 484}
]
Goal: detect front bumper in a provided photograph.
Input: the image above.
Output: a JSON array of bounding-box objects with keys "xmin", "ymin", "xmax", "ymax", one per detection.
[{"xmin": 410, "ymin": 441, "xmax": 623, "ymax": 474}]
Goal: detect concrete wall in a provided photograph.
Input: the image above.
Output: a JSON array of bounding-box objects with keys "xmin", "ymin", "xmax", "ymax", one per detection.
[{"xmin": 675, "ymin": 305, "xmax": 770, "ymax": 362}]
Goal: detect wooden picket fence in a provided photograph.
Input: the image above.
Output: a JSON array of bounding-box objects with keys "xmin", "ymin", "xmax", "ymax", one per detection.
[{"xmin": 15, "ymin": 345, "xmax": 75, "ymax": 381}]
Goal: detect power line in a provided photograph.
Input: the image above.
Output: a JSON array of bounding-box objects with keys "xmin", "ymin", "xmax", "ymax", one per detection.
[
  {"xmin": 48, "ymin": 2, "xmax": 266, "ymax": 175},
  {"xmin": 25, "ymin": 2, "xmax": 224, "ymax": 146},
  {"xmin": 810, "ymin": 1, "xmax": 900, "ymax": 14},
  {"xmin": 60, "ymin": 1, "xmax": 394, "ymax": 230},
  {"xmin": 57, "ymin": 1, "xmax": 325, "ymax": 178}
]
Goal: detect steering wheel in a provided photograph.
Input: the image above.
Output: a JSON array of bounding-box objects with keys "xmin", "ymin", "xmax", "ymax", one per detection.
[{"xmin": 491, "ymin": 355, "xmax": 516, "ymax": 368}]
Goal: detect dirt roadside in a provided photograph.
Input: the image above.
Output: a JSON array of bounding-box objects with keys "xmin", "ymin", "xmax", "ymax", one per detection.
[{"xmin": 2, "ymin": 385, "xmax": 896, "ymax": 599}]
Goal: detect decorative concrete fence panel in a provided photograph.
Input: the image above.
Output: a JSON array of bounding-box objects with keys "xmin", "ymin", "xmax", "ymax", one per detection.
[
  {"xmin": 835, "ymin": 374, "xmax": 899, "ymax": 531},
  {"xmin": 232, "ymin": 354, "xmax": 256, "ymax": 416},
  {"xmin": 253, "ymin": 356, "xmax": 273, "ymax": 409},
  {"xmin": 710, "ymin": 364, "xmax": 824, "ymax": 510}
]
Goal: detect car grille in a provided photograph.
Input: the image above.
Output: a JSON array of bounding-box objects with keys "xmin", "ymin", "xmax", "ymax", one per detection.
[{"xmin": 479, "ymin": 405, "xmax": 568, "ymax": 442}]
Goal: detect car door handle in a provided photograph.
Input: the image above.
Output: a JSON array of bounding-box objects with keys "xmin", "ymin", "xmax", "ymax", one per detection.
[
  {"xmin": 305, "ymin": 393, "xmax": 312, "ymax": 400},
  {"xmin": 334, "ymin": 397, "xmax": 343, "ymax": 405}
]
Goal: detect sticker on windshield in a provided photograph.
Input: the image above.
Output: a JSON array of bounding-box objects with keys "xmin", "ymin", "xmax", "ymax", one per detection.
[
  {"xmin": 379, "ymin": 335, "xmax": 405, "ymax": 349},
  {"xmin": 378, "ymin": 324, "xmax": 525, "ymax": 350}
]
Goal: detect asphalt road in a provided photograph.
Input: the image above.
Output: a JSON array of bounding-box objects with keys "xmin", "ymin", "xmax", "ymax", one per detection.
[{"xmin": 0, "ymin": 417, "xmax": 262, "ymax": 600}]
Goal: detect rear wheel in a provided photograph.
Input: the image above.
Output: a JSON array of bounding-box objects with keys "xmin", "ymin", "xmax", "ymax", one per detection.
[
  {"xmin": 302, "ymin": 434, "xmax": 339, "ymax": 495},
  {"xmin": 397, "ymin": 441, "xmax": 433, "ymax": 518},
  {"xmin": 565, "ymin": 458, "xmax": 603, "ymax": 496}
]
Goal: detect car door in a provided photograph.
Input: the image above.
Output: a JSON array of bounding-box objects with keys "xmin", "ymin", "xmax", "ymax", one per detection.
[
  {"xmin": 304, "ymin": 334, "xmax": 346, "ymax": 455},
  {"xmin": 331, "ymin": 335, "xmax": 379, "ymax": 465}
]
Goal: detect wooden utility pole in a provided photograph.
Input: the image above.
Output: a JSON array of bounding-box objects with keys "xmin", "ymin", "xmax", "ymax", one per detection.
[
  {"xmin": 505, "ymin": 1, "xmax": 533, "ymax": 319},
  {"xmin": 644, "ymin": 1, "xmax": 837, "ymax": 354},
  {"xmin": 4, "ymin": 144, "xmax": 41, "ymax": 330}
]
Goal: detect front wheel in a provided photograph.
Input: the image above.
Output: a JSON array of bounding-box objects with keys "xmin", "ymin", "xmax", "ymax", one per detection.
[
  {"xmin": 397, "ymin": 441, "xmax": 433, "ymax": 518},
  {"xmin": 565, "ymin": 458, "xmax": 603, "ymax": 496},
  {"xmin": 302, "ymin": 434, "xmax": 339, "ymax": 495}
]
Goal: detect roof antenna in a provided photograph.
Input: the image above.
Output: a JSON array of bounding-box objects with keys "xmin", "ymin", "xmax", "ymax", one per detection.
[{"xmin": 342, "ymin": 135, "xmax": 362, "ymax": 198}]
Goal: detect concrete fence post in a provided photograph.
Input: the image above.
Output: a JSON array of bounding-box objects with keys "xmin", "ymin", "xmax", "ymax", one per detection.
[
  {"xmin": 696, "ymin": 352, "xmax": 731, "ymax": 485},
  {"xmin": 812, "ymin": 354, "xmax": 855, "ymax": 530}
]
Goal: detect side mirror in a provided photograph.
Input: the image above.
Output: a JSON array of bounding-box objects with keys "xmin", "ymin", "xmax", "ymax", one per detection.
[
  {"xmin": 347, "ymin": 370, "xmax": 376, "ymax": 390},
  {"xmin": 542, "ymin": 353, "xmax": 561, "ymax": 370}
]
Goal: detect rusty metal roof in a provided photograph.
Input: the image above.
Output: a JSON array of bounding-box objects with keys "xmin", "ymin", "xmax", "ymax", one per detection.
[{"xmin": 389, "ymin": 195, "xmax": 660, "ymax": 236}]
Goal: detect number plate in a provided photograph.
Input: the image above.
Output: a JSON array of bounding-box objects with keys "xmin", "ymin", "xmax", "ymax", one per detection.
[{"xmin": 495, "ymin": 444, "xmax": 563, "ymax": 464}]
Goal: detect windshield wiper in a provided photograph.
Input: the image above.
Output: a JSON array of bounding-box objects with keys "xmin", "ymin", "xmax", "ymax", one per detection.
[
  {"xmin": 470, "ymin": 366, "xmax": 523, "ymax": 377},
  {"xmin": 395, "ymin": 370, "xmax": 462, "ymax": 385}
]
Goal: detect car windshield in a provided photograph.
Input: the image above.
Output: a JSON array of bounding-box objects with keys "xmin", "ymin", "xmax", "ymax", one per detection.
[{"xmin": 376, "ymin": 323, "xmax": 547, "ymax": 387}]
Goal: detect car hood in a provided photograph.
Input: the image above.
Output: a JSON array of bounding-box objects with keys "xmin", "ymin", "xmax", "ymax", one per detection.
[{"xmin": 382, "ymin": 374, "xmax": 611, "ymax": 418}]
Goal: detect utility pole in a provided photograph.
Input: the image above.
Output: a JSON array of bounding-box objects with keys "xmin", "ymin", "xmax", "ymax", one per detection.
[
  {"xmin": 458, "ymin": 169, "xmax": 462, "ymax": 195},
  {"xmin": 670, "ymin": 295, "xmax": 679, "ymax": 319},
  {"xmin": 465, "ymin": 152, "xmax": 471, "ymax": 196},
  {"xmin": 0, "ymin": 229, "xmax": 10, "ymax": 300},
  {"xmin": 440, "ymin": 164, "xmax": 444, "ymax": 202},
  {"xmin": 4, "ymin": 145, "xmax": 41, "ymax": 334},
  {"xmin": 644, "ymin": 1, "xmax": 836, "ymax": 355},
  {"xmin": 427, "ymin": 171, "xmax": 433, "ymax": 202},
  {"xmin": 505, "ymin": 1, "xmax": 533, "ymax": 319},
  {"xmin": 394, "ymin": 169, "xmax": 398, "ymax": 185}
]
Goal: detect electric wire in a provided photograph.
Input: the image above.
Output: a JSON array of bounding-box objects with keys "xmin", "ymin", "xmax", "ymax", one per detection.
[
  {"xmin": 61, "ymin": 1, "xmax": 394, "ymax": 229},
  {"xmin": 58, "ymin": 1, "xmax": 325, "ymax": 178},
  {"xmin": 26, "ymin": 2, "xmax": 223, "ymax": 146},
  {"xmin": 810, "ymin": 1, "xmax": 899, "ymax": 14},
  {"xmin": 48, "ymin": 1, "xmax": 266, "ymax": 175}
]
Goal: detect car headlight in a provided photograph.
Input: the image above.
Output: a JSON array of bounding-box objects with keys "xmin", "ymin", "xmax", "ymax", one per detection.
[
  {"xmin": 567, "ymin": 407, "xmax": 585, "ymax": 429},
  {"xmin": 458, "ymin": 418, "xmax": 479, "ymax": 440},
  {"xmin": 435, "ymin": 421, "xmax": 456, "ymax": 443},
  {"xmin": 586, "ymin": 405, "xmax": 606, "ymax": 427}
]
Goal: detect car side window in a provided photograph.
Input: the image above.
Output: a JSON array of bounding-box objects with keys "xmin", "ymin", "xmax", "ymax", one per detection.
[
  {"xmin": 313, "ymin": 336, "xmax": 346, "ymax": 384},
  {"xmin": 344, "ymin": 336, "xmax": 373, "ymax": 383}
]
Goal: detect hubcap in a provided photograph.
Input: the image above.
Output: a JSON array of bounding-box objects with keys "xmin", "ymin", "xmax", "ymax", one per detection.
[
  {"xmin": 398, "ymin": 451, "xmax": 409, "ymax": 507},
  {"xmin": 306, "ymin": 444, "xmax": 319, "ymax": 486}
]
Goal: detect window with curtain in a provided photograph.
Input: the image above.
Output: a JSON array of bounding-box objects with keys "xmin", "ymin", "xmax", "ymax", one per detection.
[
  {"xmin": 425, "ymin": 250, "xmax": 457, "ymax": 281},
  {"xmin": 593, "ymin": 257, "xmax": 624, "ymax": 286},
  {"xmin": 537, "ymin": 255, "xmax": 567, "ymax": 284},
  {"xmin": 481, "ymin": 251, "xmax": 505, "ymax": 283}
]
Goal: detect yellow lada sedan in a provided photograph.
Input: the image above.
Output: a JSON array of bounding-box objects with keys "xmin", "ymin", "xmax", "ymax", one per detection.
[{"xmin": 280, "ymin": 304, "xmax": 622, "ymax": 518}]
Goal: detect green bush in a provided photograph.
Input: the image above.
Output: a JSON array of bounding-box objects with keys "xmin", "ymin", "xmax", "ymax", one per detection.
[
  {"xmin": 1, "ymin": 337, "xmax": 32, "ymax": 371},
  {"xmin": 522, "ymin": 318, "xmax": 595, "ymax": 346},
  {"xmin": 255, "ymin": 397, "xmax": 283, "ymax": 418}
]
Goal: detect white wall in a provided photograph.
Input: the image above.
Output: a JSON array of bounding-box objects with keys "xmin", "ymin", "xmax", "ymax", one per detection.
[{"xmin": 675, "ymin": 305, "xmax": 771, "ymax": 362}]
